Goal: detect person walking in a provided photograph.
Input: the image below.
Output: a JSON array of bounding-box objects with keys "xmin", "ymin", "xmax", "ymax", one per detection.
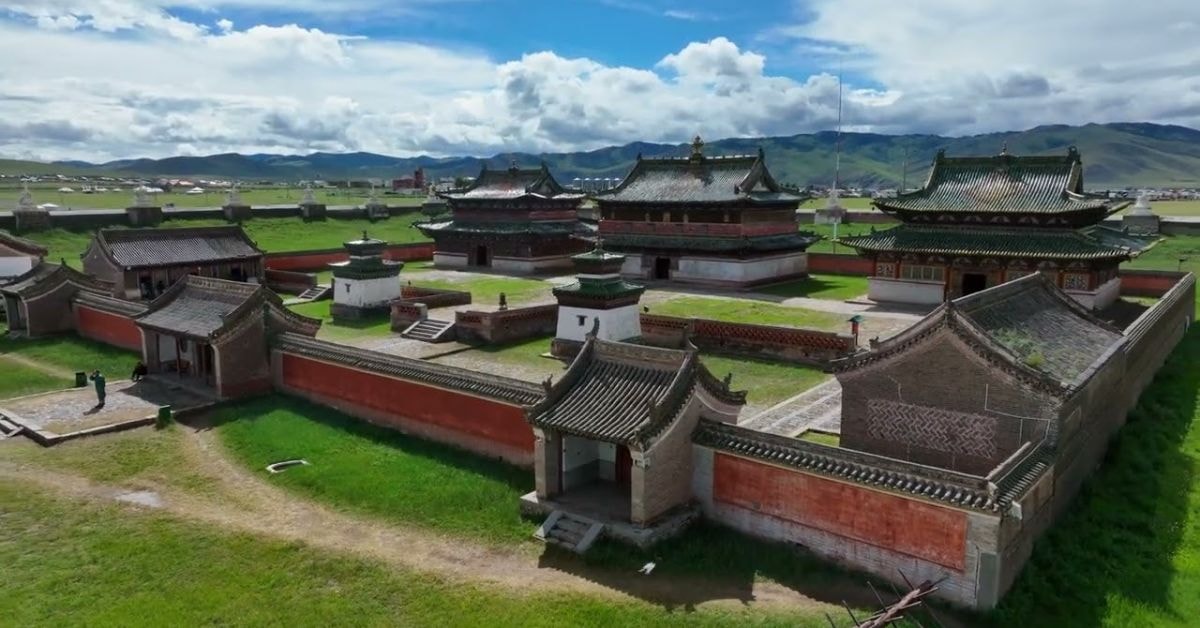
[{"xmin": 89, "ymin": 370, "xmax": 106, "ymax": 408}]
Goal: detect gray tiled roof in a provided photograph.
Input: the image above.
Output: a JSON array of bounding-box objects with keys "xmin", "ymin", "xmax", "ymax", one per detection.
[
  {"xmin": 275, "ymin": 333, "xmax": 543, "ymax": 405},
  {"xmin": 443, "ymin": 164, "xmax": 583, "ymax": 201},
  {"xmin": 876, "ymin": 147, "xmax": 1119, "ymax": 215},
  {"xmin": 955, "ymin": 274, "xmax": 1124, "ymax": 385},
  {"xmin": 836, "ymin": 224, "xmax": 1157, "ymax": 260},
  {"xmin": 694, "ymin": 419, "xmax": 1052, "ymax": 512},
  {"xmin": 598, "ymin": 153, "xmax": 802, "ymax": 204},
  {"xmin": 135, "ymin": 276, "xmax": 260, "ymax": 339},
  {"xmin": 97, "ymin": 226, "xmax": 263, "ymax": 268},
  {"xmin": 1, "ymin": 262, "xmax": 109, "ymax": 298}
]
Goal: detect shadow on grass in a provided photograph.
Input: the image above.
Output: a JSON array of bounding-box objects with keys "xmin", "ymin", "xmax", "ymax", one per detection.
[
  {"xmin": 756, "ymin": 275, "xmax": 867, "ymax": 301},
  {"xmin": 989, "ymin": 326, "xmax": 1200, "ymax": 626},
  {"xmin": 189, "ymin": 394, "xmax": 531, "ymax": 494}
]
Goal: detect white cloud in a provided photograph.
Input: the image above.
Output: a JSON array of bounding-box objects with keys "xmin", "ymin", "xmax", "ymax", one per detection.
[{"xmin": 1, "ymin": 1, "xmax": 1199, "ymax": 162}]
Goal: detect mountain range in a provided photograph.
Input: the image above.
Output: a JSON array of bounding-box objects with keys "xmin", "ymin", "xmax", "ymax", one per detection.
[{"xmin": 9, "ymin": 122, "xmax": 1200, "ymax": 188}]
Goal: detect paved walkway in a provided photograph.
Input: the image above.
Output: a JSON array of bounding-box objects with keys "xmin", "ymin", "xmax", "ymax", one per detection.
[
  {"xmin": 740, "ymin": 379, "xmax": 843, "ymax": 438},
  {"xmin": 0, "ymin": 378, "xmax": 211, "ymax": 437}
]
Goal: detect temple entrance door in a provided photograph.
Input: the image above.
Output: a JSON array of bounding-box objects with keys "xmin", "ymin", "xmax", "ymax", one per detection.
[
  {"xmin": 475, "ymin": 245, "xmax": 489, "ymax": 267},
  {"xmin": 654, "ymin": 257, "xmax": 671, "ymax": 280},
  {"xmin": 962, "ymin": 272, "xmax": 988, "ymax": 295},
  {"xmin": 615, "ymin": 445, "xmax": 633, "ymax": 489}
]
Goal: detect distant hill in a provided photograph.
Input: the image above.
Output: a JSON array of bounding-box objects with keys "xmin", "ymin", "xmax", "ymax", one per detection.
[{"xmin": 2, "ymin": 122, "xmax": 1197, "ymax": 188}]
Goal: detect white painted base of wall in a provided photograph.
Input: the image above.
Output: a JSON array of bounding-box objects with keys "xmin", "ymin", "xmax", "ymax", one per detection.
[
  {"xmin": 333, "ymin": 275, "xmax": 402, "ymax": 308},
  {"xmin": 868, "ymin": 276, "xmax": 945, "ymax": 305},
  {"xmin": 434, "ymin": 252, "xmax": 468, "ymax": 268},
  {"xmin": 556, "ymin": 304, "xmax": 641, "ymax": 343},
  {"xmin": 619, "ymin": 252, "xmax": 808, "ymax": 285},
  {"xmin": 1066, "ymin": 276, "xmax": 1121, "ymax": 311},
  {"xmin": 620, "ymin": 254, "xmax": 644, "ymax": 277},
  {"xmin": 0, "ymin": 256, "xmax": 34, "ymax": 278},
  {"xmin": 490, "ymin": 255, "xmax": 575, "ymax": 274}
]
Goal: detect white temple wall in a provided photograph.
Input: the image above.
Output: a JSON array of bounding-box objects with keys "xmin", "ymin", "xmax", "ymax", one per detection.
[
  {"xmin": 868, "ymin": 276, "xmax": 945, "ymax": 305},
  {"xmin": 433, "ymin": 252, "xmax": 468, "ymax": 268},
  {"xmin": 672, "ymin": 252, "xmax": 808, "ymax": 284},
  {"xmin": 620, "ymin": 254, "xmax": 645, "ymax": 278},
  {"xmin": 333, "ymin": 276, "xmax": 401, "ymax": 308},
  {"xmin": 556, "ymin": 304, "xmax": 641, "ymax": 343},
  {"xmin": 490, "ymin": 255, "xmax": 575, "ymax": 274}
]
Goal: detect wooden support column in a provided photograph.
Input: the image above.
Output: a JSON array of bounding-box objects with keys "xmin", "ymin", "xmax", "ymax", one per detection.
[{"xmin": 174, "ymin": 337, "xmax": 182, "ymax": 378}]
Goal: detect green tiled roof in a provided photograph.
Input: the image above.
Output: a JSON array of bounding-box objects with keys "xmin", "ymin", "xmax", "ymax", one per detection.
[
  {"xmin": 876, "ymin": 148, "xmax": 1119, "ymax": 215},
  {"xmin": 836, "ymin": 224, "xmax": 1157, "ymax": 260},
  {"xmin": 605, "ymin": 231, "xmax": 819, "ymax": 253}
]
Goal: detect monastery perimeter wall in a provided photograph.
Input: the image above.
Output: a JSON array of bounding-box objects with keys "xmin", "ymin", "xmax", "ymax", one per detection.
[
  {"xmin": 271, "ymin": 334, "xmax": 541, "ymax": 465},
  {"xmin": 264, "ymin": 243, "xmax": 434, "ymax": 272},
  {"xmin": 73, "ymin": 297, "xmax": 145, "ymax": 351},
  {"xmin": 1121, "ymin": 271, "xmax": 1195, "ymax": 405},
  {"xmin": 0, "ymin": 204, "xmax": 426, "ymax": 232},
  {"xmin": 640, "ymin": 313, "xmax": 856, "ymax": 365}
]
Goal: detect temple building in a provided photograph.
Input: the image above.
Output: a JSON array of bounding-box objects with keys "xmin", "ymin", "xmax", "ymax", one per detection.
[
  {"xmin": 838, "ymin": 147, "xmax": 1157, "ymax": 309},
  {"xmin": 523, "ymin": 333, "xmax": 746, "ymax": 548},
  {"xmin": 417, "ymin": 163, "xmax": 588, "ymax": 273},
  {"xmin": 329, "ymin": 232, "xmax": 403, "ymax": 321},
  {"xmin": 0, "ymin": 229, "xmax": 47, "ymax": 279},
  {"xmin": 595, "ymin": 137, "xmax": 818, "ymax": 287},
  {"xmin": 551, "ymin": 241, "xmax": 645, "ymax": 358},
  {"xmin": 135, "ymin": 276, "xmax": 320, "ymax": 399},
  {"xmin": 82, "ymin": 225, "xmax": 265, "ymax": 300},
  {"xmin": 1, "ymin": 262, "xmax": 110, "ymax": 337}
]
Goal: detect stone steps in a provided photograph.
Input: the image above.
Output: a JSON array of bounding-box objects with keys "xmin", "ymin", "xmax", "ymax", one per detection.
[
  {"xmin": 401, "ymin": 318, "xmax": 455, "ymax": 343},
  {"xmin": 534, "ymin": 510, "xmax": 605, "ymax": 554},
  {"xmin": 296, "ymin": 286, "xmax": 331, "ymax": 302},
  {"xmin": 0, "ymin": 416, "xmax": 24, "ymax": 440}
]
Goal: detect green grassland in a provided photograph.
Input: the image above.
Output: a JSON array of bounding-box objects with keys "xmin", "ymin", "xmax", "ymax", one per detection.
[
  {"xmin": 0, "ymin": 359, "xmax": 72, "ymax": 399},
  {"xmin": 0, "ymin": 184, "xmax": 427, "ymax": 210},
  {"xmin": 699, "ymin": 354, "xmax": 828, "ymax": 410},
  {"xmin": 286, "ymin": 300, "xmax": 393, "ymax": 343},
  {"xmin": 25, "ymin": 213, "xmax": 427, "ymax": 267},
  {"xmin": 756, "ymin": 273, "xmax": 869, "ymax": 301},
  {"xmin": 407, "ymin": 275, "xmax": 555, "ymax": 305},
  {"xmin": 0, "ymin": 332, "xmax": 139, "ymax": 378},
  {"xmin": 649, "ymin": 296, "xmax": 848, "ymax": 331}
]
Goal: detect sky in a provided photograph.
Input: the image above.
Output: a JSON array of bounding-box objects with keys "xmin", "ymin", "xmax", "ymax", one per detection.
[{"xmin": 1, "ymin": 0, "xmax": 1198, "ymax": 162}]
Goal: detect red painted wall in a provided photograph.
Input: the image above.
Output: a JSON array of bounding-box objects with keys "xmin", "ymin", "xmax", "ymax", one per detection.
[
  {"xmin": 75, "ymin": 306, "xmax": 142, "ymax": 351},
  {"xmin": 807, "ymin": 253, "xmax": 873, "ymax": 276},
  {"xmin": 280, "ymin": 353, "xmax": 534, "ymax": 454},
  {"xmin": 712, "ymin": 453, "xmax": 967, "ymax": 571},
  {"xmin": 1120, "ymin": 269, "xmax": 1188, "ymax": 298},
  {"xmin": 265, "ymin": 243, "xmax": 434, "ymax": 271}
]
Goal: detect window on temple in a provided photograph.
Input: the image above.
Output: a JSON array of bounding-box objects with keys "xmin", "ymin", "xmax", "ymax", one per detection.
[
  {"xmin": 577, "ymin": 314, "xmax": 587, "ymax": 326},
  {"xmin": 1063, "ymin": 273, "xmax": 1090, "ymax": 290},
  {"xmin": 900, "ymin": 265, "xmax": 944, "ymax": 282},
  {"xmin": 875, "ymin": 262, "xmax": 896, "ymax": 277}
]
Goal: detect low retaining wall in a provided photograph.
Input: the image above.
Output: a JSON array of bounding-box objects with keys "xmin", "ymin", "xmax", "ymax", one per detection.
[
  {"xmin": 272, "ymin": 334, "xmax": 542, "ymax": 465},
  {"xmin": 265, "ymin": 268, "xmax": 317, "ymax": 295},
  {"xmin": 265, "ymin": 242, "xmax": 434, "ymax": 272},
  {"xmin": 1119, "ymin": 269, "xmax": 1188, "ymax": 297},
  {"xmin": 398, "ymin": 285, "xmax": 472, "ymax": 309},
  {"xmin": 640, "ymin": 313, "xmax": 856, "ymax": 364},
  {"xmin": 455, "ymin": 304, "xmax": 557, "ymax": 344},
  {"xmin": 1122, "ymin": 272, "xmax": 1195, "ymax": 402},
  {"xmin": 806, "ymin": 253, "xmax": 873, "ymax": 276}
]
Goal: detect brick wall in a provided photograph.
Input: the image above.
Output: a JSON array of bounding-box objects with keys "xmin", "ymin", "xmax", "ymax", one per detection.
[
  {"xmin": 640, "ymin": 313, "xmax": 855, "ymax": 365},
  {"xmin": 75, "ymin": 305, "xmax": 142, "ymax": 351},
  {"xmin": 1118, "ymin": 269, "xmax": 1187, "ymax": 297},
  {"xmin": 807, "ymin": 253, "xmax": 873, "ymax": 276},
  {"xmin": 711, "ymin": 452, "xmax": 969, "ymax": 571},
  {"xmin": 276, "ymin": 352, "xmax": 535, "ymax": 464},
  {"xmin": 398, "ymin": 285, "xmax": 472, "ymax": 308},
  {"xmin": 264, "ymin": 242, "xmax": 434, "ymax": 272},
  {"xmin": 216, "ymin": 320, "xmax": 272, "ymax": 399},
  {"xmin": 455, "ymin": 304, "xmax": 557, "ymax": 344}
]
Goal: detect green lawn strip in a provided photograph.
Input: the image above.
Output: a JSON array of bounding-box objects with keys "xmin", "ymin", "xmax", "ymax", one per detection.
[
  {"xmin": 802, "ymin": 222, "xmax": 898, "ymax": 254},
  {"xmin": 699, "ymin": 354, "xmax": 828, "ymax": 410},
  {"xmin": 649, "ymin": 296, "xmax": 847, "ymax": 331},
  {"xmin": 408, "ymin": 275, "xmax": 554, "ymax": 305},
  {"xmin": 472, "ymin": 335, "xmax": 559, "ymax": 371},
  {"xmin": 988, "ymin": 325, "xmax": 1200, "ymax": 627},
  {"xmin": 214, "ymin": 395, "xmax": 534, "ymax": 545},
  {"xmin": 0, "ymin": 486, "xmax": 818, "ymax": 628},
  {"xmin": 798, "ymin": 430, "xmax": 841, "ymax": 447},
  {"xmin": 757, "ymin": 274, "xmax": 869, "ymax": 301},
  {"xmin": 0, "ymin": 356, "xmax": 73, "ymax": 399},
  {"xmin": 287, "ymin": 300, "xmax": 394, "ymax": 341},
  {"xmin": 0, "ymin": 333, "xmax": 138, "ymax": 380},
  {"xmin": 1126, "ymin": 234, "xmax": 1200, "ymax": 276}
]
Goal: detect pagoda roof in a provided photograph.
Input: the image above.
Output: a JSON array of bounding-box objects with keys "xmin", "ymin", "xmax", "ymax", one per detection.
[
  {"xmin": 875, "ymin": 147, "xmax": 1123, "ymax": 216},
  {"xmin": 527, "ymin": 335, "xmax": 745, "ymax": 448},
  {"xmin": 89, "ymin": 225, "xmax": 263, "ymax": 269},
  {"xmin": 135, "ymin": 275, "xmax": 319, "ymax": 341},
  {"xmin": 831, "ymin": 273, "xmax": 1125, "ymax": 394},
  {"xmin": 441, "ymin": 163, "xmax": 583, "ymax": 201},
  {"xmin": 597, "ymin": 140, "xmax": 803, "ymax": 205},
  {"xmin": 604, "ymin": 231, "xmax": 820, "ymax": 254},
  {"xmin": 836, "ymin": 224, "xmax": 1157, "ymax": 261},
  {"xmin": 0, "ymin": 229, "xmax": 48, "ymax": 257}
]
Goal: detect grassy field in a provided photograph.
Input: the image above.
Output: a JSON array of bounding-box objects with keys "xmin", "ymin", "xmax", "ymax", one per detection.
[
  {"xmin": 408, "ymin": 275, "xmax": 555, "ymax": 305},
  {"xmin": 0, "ymin": 332, "xmax": 139, "ymax": 378},
  {"xmin": 699, "ymin": 354, "xmax": 828, "ymax": 410},
  {"xmin": 0, "ymin": 185, "xmax": 427, "ymax": 210},
  {"xmin": 214, "ymin": 395, "xmax": 535, "ymax": 544},
  {"xmin": 0, "ymin": 357, "xmax": 73, "ymax": 399},
  {"xmin": 757, "ymin": 274, "xmax": 869, "ymax": 301},
  {"xmin": 25, "ymin": 213, "xmax": 428, "ymax": 267},
  {"xmin": 287, "ymin": 300, "xmax": 393, "ymax": 342},
  {"xmin": 0, "ymin": 484, "xmax": 827, "ymax": 627},
  {"xmin": 650, "ymin": 296, "xmax": 848, "ymax": 331}
]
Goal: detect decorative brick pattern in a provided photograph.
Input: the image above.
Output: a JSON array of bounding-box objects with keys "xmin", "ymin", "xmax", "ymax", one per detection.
[{"xmin": 866, "ymin": 399, "xmax": 997, "ymax": 459}]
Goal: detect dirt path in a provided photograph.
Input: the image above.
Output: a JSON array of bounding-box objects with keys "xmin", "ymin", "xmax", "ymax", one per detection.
[
  {"xmin": 0, "ymin": 352, "xmax": 76, "ymax": 379},
  {"xmin": 0, "ymin": 425, "xmax": 842, "ymax": 615}
]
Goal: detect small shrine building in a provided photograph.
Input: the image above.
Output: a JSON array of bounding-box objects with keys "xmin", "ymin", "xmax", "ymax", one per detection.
[
  {"xmin": 417, "ymin": 163, "xmax": 587, "ymax": 273},
  {"xmin": 838, "ymin": 147, "xmax": 1157, "ymax": 309},
  {"xmin": 594, "ymin": 136, "xmax": 818, "ymax": 287},
  {"xmin": 329, "ymin": 232, "xmax": 403, "ymax": 321}
]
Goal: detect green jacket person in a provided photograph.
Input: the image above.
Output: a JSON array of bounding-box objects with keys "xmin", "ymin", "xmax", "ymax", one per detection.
[{"xmin": 89, "ymin": 370, "xmax": 107, "ymax": 407}]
